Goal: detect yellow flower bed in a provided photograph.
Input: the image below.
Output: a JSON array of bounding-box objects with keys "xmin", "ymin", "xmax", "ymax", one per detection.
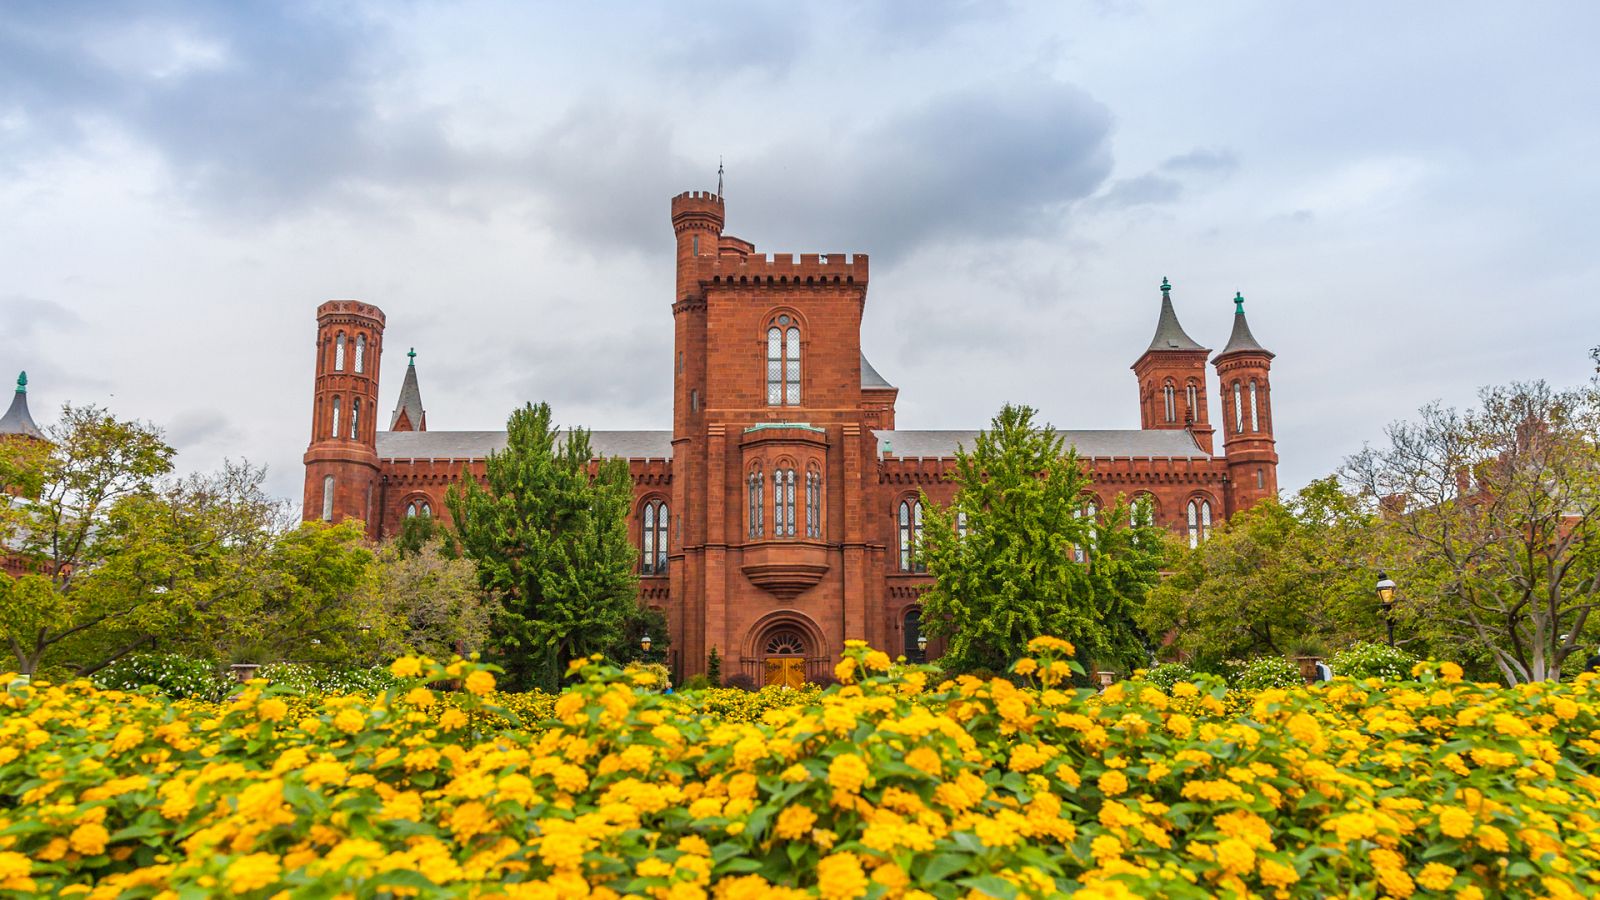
[{"xmin": 2, "ymin": 642, "xmax": 1598, "ymax": 898}]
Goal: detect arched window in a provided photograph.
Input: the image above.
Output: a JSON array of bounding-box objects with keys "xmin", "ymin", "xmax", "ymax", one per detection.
[
  {"xmin": 1074, "ymin": 498, "xmax": 1098, "ymax": 563},
  {"xmin": 405, "ymin": 499, "xmax": 432, "ymax": 518},
  {"xmin": 1186, "ymin": 498, "xmax": 1213, "ymax": 548},
  {"xmin": 350, "ymin": 398, "xmax": 361, "ymax": 440},
  {"xmin": 1186, "ymin": 382, "xmax": 1199, "ymax": 421},
  {"xmin": 1250, "ymin": 380, "xmax": 1261, "ymax": 432},
  {"xmin": 1163, "ymin": 381, "xmax": 1176, "ymax": 423},
  {"xmin": 805, "ymin": 465, "xmax": 822, "ymax": 538},
  {"xmin": 321, "ymin": 475, "xmax": 335, "ymax": 521},
  {"xmin": 764, "ymin": 630, "xmax": 806, "ymax": 656},
  {"xmin": 776, "ymin": 468, "xmax": 796, "ymax": 537},
  {"xmin": 1233, "ymin": 381, "xmax": 1243, "ymax": 433},
  {"xmin": 903, "ymin": 608, "xmax": 924, "ymax": 663},
  {"xmin": 641, "ymin": 499, "xmax": 668, "ymax": 574},
  {"xmin": 898, "ymin": 500, "xmax": 925, "ymax": 572},
  {"xmin": 334, "ymin": 333, "xmax": 346, "ymax": 371},
  {"xmin": 330, "ymin": 396, "xmax": 341, "ymax": 438},
  {"xmin": 747, "ymin": 470, "xmax": 764, "ymax": 539},
  {"xmin": 354, "ymin": 334, "xmax": 366, "ymax": 374},
  {"xmin": 765, "ymin": 316, "xmax": 802, "ymax": 406}
]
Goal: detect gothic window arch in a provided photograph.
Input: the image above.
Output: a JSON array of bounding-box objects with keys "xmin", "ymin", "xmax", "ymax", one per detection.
[
  {"xmin": 405, "ymin": 498, "xmax": 432, "ymax": 518},
  {"xmin": 641, "ymin": 498, "xmax": 668, "ymax": 575},
  {"xmin": 335, "ymin": 333, "xmax": 346, "ymax": 371},
  {"xmin": 774, "ymin": 465, "xmax": 797, "ymax": 537},
  {"xmin": 354, "ymin": 334, "xmax": 366, "ymax": 374},
  {"xmin": 1186, "ymin": 497, "xmax": 1213, "ymax": 548},
  {"xmin": 1250, "ymin": 379, "xmax": 1261, "ymax": 432},
  {"xmin": 1232, "ymin": 381, "xmax": 1244, "ymax": 433},
  {"xmin": 350, "ymin": 397, "xmax": 361, "ymax": 440},
  {"xmin": 747, "ymin": 468, "xmax": 765, "ymax": 539},
  {"xmin": 1162, "ymin": 381, "xmax": 1176, "ymax": 423},
  {"xmin": 330, "ymin": 396, "xmax": 341, "ymax": 439},
  {"xmin": 903, "ymin": 607, "xmax": 924, "ymax": 663},
  {"xmin": 805, "ymin": 464, "xmax": 822, "ymax": 538},
  {"xmin": 1185, "ymin": 381, "xmax": 1199, "ymax": 422},
  {"xmin": 321, "ymin": 475, "xmax": 335, "ymax": 521},
  {"xmin": 898, "ymin": 499, "xmax": 925, "ymax": 572},
  {"xmin": 765, "ymin": 314, "xmax": 801, "ymax": 406},
  {"xmin": 764, "ymin": 629, "xmax": 807, "ymax": 656}
]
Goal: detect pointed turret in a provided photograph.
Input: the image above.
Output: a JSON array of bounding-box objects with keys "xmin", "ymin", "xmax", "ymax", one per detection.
[
  {"xmin": 1213, "ymin": 292, "xmax": 1278, "ymax": 513},
  {"xmin": 390, "ymin": 348, "xmax": 427, "ymax": 432},
  {"xmin": 1218, "ymin": 292, "xmax": 1273, "ymax": 358},
  {"xmin": 1145, "ymin": 277, "xmax": 1206, "ymax": 352},
  {"xmin": 1132, "ymin": 278, "xmax": 1214, "ymax": 450},
  {"xmin": 0, "ymin": 372, "xmax": 44, "ymax": 440}
]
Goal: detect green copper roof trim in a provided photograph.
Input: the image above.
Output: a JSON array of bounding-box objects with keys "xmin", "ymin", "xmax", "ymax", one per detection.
[
  {"xmin": 15, "ymin": 371, "xmax": 25, "ymax": 393},
  {"xmin": 1161, "ymin": 276, "xmax": 1171, "ymax": 295},
  {"xmin": 1234, "ymin": 292, "xmax": 1245, "ymax": 314},
  {"xmin": 407, "ymin": 348, "xmax": 417, "ymax": 366},
  {"xmin": 743, "ymin": 422, "xmax": 824, "ymax": 434}
]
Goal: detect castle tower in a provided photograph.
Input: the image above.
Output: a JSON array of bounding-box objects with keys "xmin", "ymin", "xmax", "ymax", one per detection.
[
  {"xmin": 302, "ymin": 300, "xmax": 385, "ymax": 536},
  {"xmin": 1132, "ymin": 278, "xmax": 1214, "ymax": 453},
  {"xmin": 1213, "ymin": 292, "xmax": 1278, "ymax": 512},
  {"xmin": 390, "ymin": 348, "xmax": 427, "ymax": 432}
]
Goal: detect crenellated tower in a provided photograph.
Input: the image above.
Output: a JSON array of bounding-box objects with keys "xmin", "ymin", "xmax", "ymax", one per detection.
[
  {"xmin": 302, "ymin": 300, "xmax": 385, "ymax": 536},
  {"xmin": 1213, "ymin": 292, "xmax": 1278, "ymax": 512},
  {"xmin": 1132, "ymin": 278, "xmax": 1214, "ymax": 453}
]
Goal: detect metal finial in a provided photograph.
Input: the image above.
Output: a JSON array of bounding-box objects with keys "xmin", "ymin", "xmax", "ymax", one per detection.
[
  {"xmin": 717, "ymin": 157, "xmax": 724, "ymax": 197},
  {"xmin": 1160, "ymin": 276, "xmax": 1171, "ymax": 295},
  {"xmin": 15, "ymin": 371, "xmax": 25, "ymax": 393},
  {"xmin": 407, "ymin": 348, "xmax": 416, "ymax": 366},
  {"xmin": 1234, "ymin": 292, "xmax": 1245, "ymax": 314}
]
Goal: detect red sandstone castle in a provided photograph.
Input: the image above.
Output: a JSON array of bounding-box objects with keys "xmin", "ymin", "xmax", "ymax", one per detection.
[{"xmin": 302, "ymin": 190, "xmax": 1278, "ymax": 684}]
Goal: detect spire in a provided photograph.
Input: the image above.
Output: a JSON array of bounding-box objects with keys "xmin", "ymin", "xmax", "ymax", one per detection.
[
  {"xmin": 0, "ymin": 371, "xmax": 44, "ymax": 439},
  {"xmin": 389, "ymin": 352, "xmax": 427, "ymax": 432},
  {"xmin": 717, "ymin": 157, "xmax": 724, "ymax": 198},
  {"xmin": 1217, "ymin": 292, "xmax": 1274, "ymax": 357},
  {"xmin": 1144, "ymin": 276, "xmax": 1206, "ymax": 352}
]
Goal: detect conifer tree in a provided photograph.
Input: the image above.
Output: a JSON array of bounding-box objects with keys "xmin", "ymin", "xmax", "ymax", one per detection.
[
  {"xmin": 918, "ymin": 404, "xmax": 1166, "ymax": 674},
  {"xmin": 447, "ymin": 403, "xmax": 640, "ymax": 691}
]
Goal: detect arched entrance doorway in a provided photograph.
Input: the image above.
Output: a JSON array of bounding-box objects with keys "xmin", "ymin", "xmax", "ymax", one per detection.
[{"xmin": 762, "ymin": 628, "xmax": 809, "ymax": 689}]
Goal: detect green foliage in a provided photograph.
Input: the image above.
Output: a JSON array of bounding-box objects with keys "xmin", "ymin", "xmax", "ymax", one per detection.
[
  {"xmin": 917, "ymin": 404, "xmax": 1166, "ymax": 674},
  {"xmin": 1329, "ymin": 641, "xmax": 1419, "ymax": 682},
  {"xmin": 366, "ymin": 536, "xmax": 490, "ymax": 661},
  {"xmin": 256, "ymin": 662, "xmax": 397, "ymax": 695},
  {"xmin": 706, "ymin": 646, "xmax": 722, "ymax": 685},
  {"xmin": 92, "ymin": 652, "xmax": 230, "ymax": 701},
  {"xmin": 1228, "ymin": 656, "xmax": 1303, "ymax": 691},
  {"xmin": 447, "ymin": 402, "xmax": 641, "ymax": 692},
  {"xmin": 1140, "ymin": 662, "xmax": 1196, "ymax": 694},
  {"xmin": 1139, "ymin": 478, "xmax": 1396, "ymax": 673}
]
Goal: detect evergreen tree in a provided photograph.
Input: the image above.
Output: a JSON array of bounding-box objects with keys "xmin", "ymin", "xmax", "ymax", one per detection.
[
  {"xmin": 446, "ymin": 403, "xmax": 641, "ymax": 691},
  {"xmin": 918, "ymin": 404, "xmax": 1166, "ymax": 674}
]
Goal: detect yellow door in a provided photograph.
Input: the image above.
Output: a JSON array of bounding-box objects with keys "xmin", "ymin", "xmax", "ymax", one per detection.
[{"xmin": 764, "ymin": 657, "xmax": 805, "ymax": 689}]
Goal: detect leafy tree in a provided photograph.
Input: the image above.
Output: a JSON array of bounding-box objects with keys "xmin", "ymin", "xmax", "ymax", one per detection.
[
  {"xmin": 365, "ymin": 531, "xmax": 490, "ymax": 661},
  {"xmin": 917, "ymin": 404, "xmax": 1166, "ymax": 674},
  {"xmin": 447, "ymin": 403, "xmax": 641, "ymax": 691},
  {"xmin": 1139, "ymin": 478, "xmax": 1397, "ymax": 672},
  {"xmin": 1345, "ymin": 380, "xmax": 1600, "ymax": 683}
]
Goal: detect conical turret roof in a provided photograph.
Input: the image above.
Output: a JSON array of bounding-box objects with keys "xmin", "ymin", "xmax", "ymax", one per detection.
[
  {"xmin": 1144, "ymin": 278, "xmax": 1207, "ymax": 353},
  {"xmin": 860, "ymin": 353, "xmax": 894, "ymax": 389},
  {"xmin": 0, "ymin": 372, "xmax": 44, "ymax": 439},
  {"xmin": 390, "ymin": 350, "xmax": 427, "ymax": 431},
  {"xmin": 1217, "ymin": 293, "xmax": 1273, "ymax": 358}
]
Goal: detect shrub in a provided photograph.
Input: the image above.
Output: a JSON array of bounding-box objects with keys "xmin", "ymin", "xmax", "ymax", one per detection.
[
  {"xmin": 706, "ymin": 646, "xmax": 722, "ymax": 684},
  {"xmin": 722, "ymin": 672, "xmax": 758, "ymax": 692},
  {"xmin": 256, "ymin": 662, "xmax": 397, "ymax": 695},
  {"xmin": 1228, "ymin": 655, "xmax": 1303, "ymax": 690},
  {"xmin": 678, "ymin": 674, "xmax": 713, "ymax": 692},
  {"xmin": 1329, "ymin": 641, "xmax": 1419, "ymax": 681},
  {"xmin": 1140, "ymin": 662, "xmax": 1197, "ymax": 694},
  {"xmin": 91, "ymin": 653, "xmax": 229, "ymax": 701}
]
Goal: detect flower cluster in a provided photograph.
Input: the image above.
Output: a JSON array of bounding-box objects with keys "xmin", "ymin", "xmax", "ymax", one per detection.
[{"xmin": 2, "ymin": 640, "xmax": 1598, "ymax": 897}]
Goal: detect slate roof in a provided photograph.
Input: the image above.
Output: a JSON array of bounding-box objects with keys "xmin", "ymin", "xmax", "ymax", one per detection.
[
  {"xmin": 1145, "ymin": 294, "xmax": 1207, "ymax": 353},
  {"xmin": 860, "ymin": 353, "xmax": 894, "ymax": 389},
  {"xmin": 874, "ymin": 429, "xmax": 1209, "ymax": 459},
  {"xmin": 0, "ymin": 376, "xmax": 43, "ymax": 440},
  {"xmin": 376, "ymin": 430, "xmax": 673, "ymax": 460},
  {"xmin": 1217, "ymin": 301, "xmax": 1273, "ymax": 358},
  {"xmin": 390, "ymin": 361, "xmax": 427, "ymax": 429}
]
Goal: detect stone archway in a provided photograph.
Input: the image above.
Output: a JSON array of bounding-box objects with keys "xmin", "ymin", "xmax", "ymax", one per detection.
[{"xmin": 741, "ymin": 612, "xmax": 827, "ymax": 688}]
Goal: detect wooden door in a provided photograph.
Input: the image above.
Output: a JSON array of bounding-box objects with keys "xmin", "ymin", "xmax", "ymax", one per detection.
[{"xmin": 763, "ymin": 657, "xmax": 805, "ymax": 689}]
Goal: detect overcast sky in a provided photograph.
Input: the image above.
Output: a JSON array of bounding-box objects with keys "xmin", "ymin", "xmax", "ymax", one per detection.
[{"xmin": 2, "ymin": 1, "xmax": 1596, "ymax": 502}]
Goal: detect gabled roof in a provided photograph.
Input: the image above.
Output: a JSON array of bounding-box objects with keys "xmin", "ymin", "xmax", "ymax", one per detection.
[
  {"xmin": 1216, "ymin": 293, "xmax": 1274, "ymax": 358},
  {"xmin": 390, "ymin": 352, "xmax": 427, "ymax": 430},
  {"xmin": 0, "ymin": 373, "xmax": 43, "ymax": 440},
  {"xmin": 874, "ymin": 429, "xmax": 1210, "ymax": 460},
  {"xmin": 860, "ymin": 353, "xmax": 894, "ymax": 389},
  {"xmin": 1144, "ymin": 278, "xmax": 1207, "ymax": 353}
]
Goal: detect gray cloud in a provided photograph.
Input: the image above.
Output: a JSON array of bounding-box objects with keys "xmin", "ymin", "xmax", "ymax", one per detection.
[
  {"xmin": 1161, "ymin": 147, "xmax": 1238, "ymax": 175},
  {"xmin": 1089, "ymin": 173, "xmax": 1184, "ymax": 209}
]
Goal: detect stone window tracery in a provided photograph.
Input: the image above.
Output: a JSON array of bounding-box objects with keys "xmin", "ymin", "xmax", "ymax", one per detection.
[
  {"xmin": 405, "ymin": 499, "xmax": 432, "ymax": 518},
  {"xmin": 1163, "ymin": 381, "xmax": 1176, "ymax": 423},
  {"xmin": 335, "ymin": 333, "xmax": 346, "ymax": 371},
  {"xmin": 766, "ymin": 316, "xmax": 801, "ymax": 406},
  {"xmin": 1186, "ymin": 498, "xmax": 1213, "ymax": 548},
  {"xmin": 805, "ymin": 465, "xmax": 822, "ymax": 538},
  {"xmin": 898, "ymin": 499, "xmax": 924, "ymax": 572},
  {"xmin": 641, "ymin": 499, "xmax": 668, "ymax": 575},
  {"xmin": 764, "ymin": 630, "xmax": 806, "ymax": 656},
  {"xmin": 1186, "ymin": 381, "xmax": 1199, "ymax": 421},
  {"xmin": 747, "ymin": 470, "xmax": 764, "ymax": 538},
  {"xmin": 1250, "ymin": 380, "xmax": 1261, "ymax": 432},
  {"xmin": 354, "ymin": 334, "xmax": 366, "ymax": 374},
  {"xmin": 1233, "ymin": 381, "xmax": 1243, "ymax": 433}
]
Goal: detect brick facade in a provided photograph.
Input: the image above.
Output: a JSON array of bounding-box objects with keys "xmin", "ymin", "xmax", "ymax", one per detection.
[{"xmin": 301, "ymin": 190, "xmax": 1280, "ymax": 681}]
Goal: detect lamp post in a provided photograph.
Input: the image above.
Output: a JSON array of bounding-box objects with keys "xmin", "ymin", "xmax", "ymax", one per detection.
[
  {"xmin": 1375, "ymin": 572, "xmax": 1397, "ymax": 648},
  {"xmin": 640, "ymin": 634, "xmax": 652, "ymax": 658},
  {"xmin": 916, "ymin": 632, "xmax": 928, "ymax": 662}
]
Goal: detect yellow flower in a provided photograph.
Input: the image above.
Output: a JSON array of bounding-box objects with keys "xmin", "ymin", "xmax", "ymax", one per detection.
[
  {"xmin": 464, "ymin": 670, "xmax": 496, "ymax": 696},
  {"xmin": 404, "ymin": 687, "xmax": 435, "ymax": 708},
  {"xmin": 1436, "ymin": 806, "xmax": 1473, "ymax": 838},
  {"xmin": 774, "ymin": 805, "xmax": 817, "ymax": 840},
  {"xmin": 828, "ymin": 754, "xmax": 870, "ymax": 795},
  {"xmin": 257, "ymin": 698, "xmax": 288, "ymax": 722},
  {"xmin": 1098, "ymin": 770, "xmax": 1129, "ymax": 796},
  {"xmin": 1439, "ymin": 661, "xmax": 1463, "ymax": 682},
  {"xmin": 390, "ymin": 656, "xmax": 423, "ymax": 678},
  {"xmin": 1213, "ymin": 837, "xmax": 1255, "ymax": 875},
  {"xmin": 333, "ymin": 708, "xmax": 365, "ymax": 734},
  {"xmin": 1259, "ymin": 858, "xmax": 1299, "ymax": 887},
  {"xmin": 835, "ymin": 658, "xmax": 858, "ymax": 684},
  {"xmin": 224, "ymin": 852, "xmax": 281, "ymax": 893},
  {"xmin": 816, "ymin": 852, "xmax": 868, "ymax": 900},
  {"xmin": 68, "ymin": 822, "xmax": 108, "ymax": 856},
  {"xmin": 1416, "ymin": 862, "xmax": 1456, "ymax": 891}
]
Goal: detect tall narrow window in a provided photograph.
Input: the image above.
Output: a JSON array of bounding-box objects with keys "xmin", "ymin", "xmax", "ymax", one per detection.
[
  {"xmin": 1201, "ymin": 500, "xmax": 1212, "ymax": 540},
  {"xmin": 642, "ymin": 500, "xmax": 669, "ymax": 574},
  {"xmin": 350, "ymin": 398, "xmax": 361, "ymax": 440},
  {"xmin": 1074, "ymin": 499, "xmax": 1098, "ymax": 563},
  {"xmin": 354, "ymin": 334, "xmax": 366, "ymax": 374},
  {"xmin": 898, "ymin": 500, "xmax": 925, "ymax": 572},
  {"xmin": 898, "ymin": 501, "xmax": 911, "ymax": 571},
  {"xmin": 1163, "ymin": 382, "xmax": 1176, "ymax": 423},
  {"xmin": 747, "ymin": 471, "xmax": 764, "ymax": 538},
  {"xmin": 785, "ymin": 327, "xmax": 801, "ymax": 405},
  {"xmin": 330, "ymin": 396, "xmax": 341, "ymax": 438},
  {"xmin": 776, "ymin": 468, "xmax": 796, "ymax": 537},
  {"xmin": 1233, "ymin": 381, "xmax": 1243, "ymax": 433},
  {"xmin": 1250, "ymin": 380, "xmax": 1260, "ymax": 431},
  {"xmin": 904, "ymin": 608, "xmax": 924, "ymax": 663},
  {"xmin": 957, "ymin": 511, "xmax": 968, "ymax": 539},
  {"xmin": 805, "ymin": 466, "xmax": 822, "ymax": 538},
  {"xmin": 766, "ymin": 327, "xmax": 782, "ymax": 405},
  {"xmin": 1187, "ymin": 500, "xmax": 1200, "ymax": 549},
  {"xmin": 322, "ymin": 476, "xmax": 334, "ymax": 521},
  {"xmin": 335, "ymin": 333, "xmax": 346, "ymax": 371},
  {"xmin": 1187, "ymin": 499, "xmax": 1212, "ymax": 547},
  {"xmin": 765, "ymin": 316, "xmax": 802, "ymax": 406},
  {"xmin": 1186, "ymin": 382, "xmax": 1199, "ymax": 421}
]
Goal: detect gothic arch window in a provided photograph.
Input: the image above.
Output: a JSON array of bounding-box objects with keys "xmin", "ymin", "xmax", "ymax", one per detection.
[
  {"xmin": 1074, "ymin": 497, "xmax": 1098, "ymax": 563},
  {"xmin": 405, "ymin": 498, "xmax": 432, "ymax": 518},
  {"xmin": 354, "ymin": 334, "xmax": 366, "ymax": 374},
  {"xmin": 321, "ymin": 475, "xmax": 334, "ymax": 521},
  {"xmin": 641, "ymin": 499, "xmax": 668, "ymax": 575},
  {"xmin": 330, "ymin": 396, "xmax": 341, "ymax": 439},
  {"xmin": 764, "ymin": 629, "xmax": 807, "ymax": 656},
  {"xmin": 805, "ymin": 464, "xmax": 822, "ymax": 538},
  {"xmin": 1162, "ymin": 381, "xmax": 1176, "ymax": 423},
  {"xmin": 350, "ymin": 397, "xmax": 361, "ymax": 440},
  {"xmin": 1232, "ymin": 381, "xmax": 1244, "ymax": 433},
  {"xmin": 747, "ymin": 469, "xmax": 765, "ymax": 539},
  {"xmin": 335, "ymin": 333, "xmax": 346, "ymax": 371},
  {"xmin": 903, "ymin": 607, "xmax": 924, "ymax": 663},
  {"xmin": 1186, "ymin": 497, "xmax": 1213, "ymax": 548},
  {"xmin": 898, "ymin": 499, "xmax": 925, "ymax": 572},
  {"xmin": 1250, "ymin": 379, "xmax": 1261, "ymax": 432},
  {"xmin": 775, "ymin": 466, "xmax": 797, "ymax": 537},
  {"xmin": 766, "ymin": 315, "xmax": 801, "ymax": 406},
  {"xmin": 1185, "ymin": 381, "xmax": 1199, "ymax": 422}
]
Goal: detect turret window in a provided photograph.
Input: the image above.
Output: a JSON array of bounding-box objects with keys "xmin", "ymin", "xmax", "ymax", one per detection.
[
  {"xmin": 1250, "ymin": 380, "xmax": 1260, "ymax": 431},
  {"xmin": 321, "ymin": 476, "xmax": 334, "ymax": 521},
  {"xmin": 898, "ymin": 500, "xmax": 925, "ymax": 572},
  {"xmin": 1186, "ymin": 499, "xmax": 1213, "ymax": 548},
  {"xmin": 354, "ymin": 334, "xmax": 366, "ymax": 374},
  {"xmin": 330, "ymin": 396, "xmax": 341, "ymax": 438},
  {"xmin": 776, "ymin": 468, "xmax": 797, "ymax": 537},
  {"xmin": 1232, "ymin": 381, "xmax": 1243, "ymax": 433},
  {"xmin": 642, "ymin": 499, "xmax": 668, "ymax": 574},
  {"xmin": 350, "ymin": 398, "xmax": 361, "ymax": 440},
  {"xmin": 766, "ymin": 317, "xmax": 802, "ymax": 406},
  {"xmin": 1162, "ymin": 381, "xmax": 1176, "ymax": 423},
  {"xmin": 805, "ymin": 466, "xmax": 822, "ymax": 538},
  {"xmin": 1186, "ymin": 382, "xmax": 1199, "ymax": 422},
  {"xmin": 335, "ymin": 333, "xmax": 346, "ymax": 371},
  {"xmin": 747, "ymin": 470, "xmax": 764, "ymax": 538}
]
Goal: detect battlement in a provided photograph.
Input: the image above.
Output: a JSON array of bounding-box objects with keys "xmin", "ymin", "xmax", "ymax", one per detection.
[
  {"xmin": 316, "ymin": 299, "xmax": 386, "ymax": 325},
  {"xmin": 694, "ymin": 251, "xmax": 869, "ymax": 286},
  {"xmin": 671, "ymin": 191, "xmax": 726, "ymax": 232}
]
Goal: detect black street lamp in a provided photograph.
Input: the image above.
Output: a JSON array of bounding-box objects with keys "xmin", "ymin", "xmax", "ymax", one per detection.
[
  {"xmin": 916, "ymin": 632, "xmax": 928, "ymax": 660},
  {"xmin": 1375, "ymin": 572, "xmax": 1397, "ymax": 648},
  {"xmin": 640, "ymin": 633, "xmax": 652, "ymax": 656}
]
